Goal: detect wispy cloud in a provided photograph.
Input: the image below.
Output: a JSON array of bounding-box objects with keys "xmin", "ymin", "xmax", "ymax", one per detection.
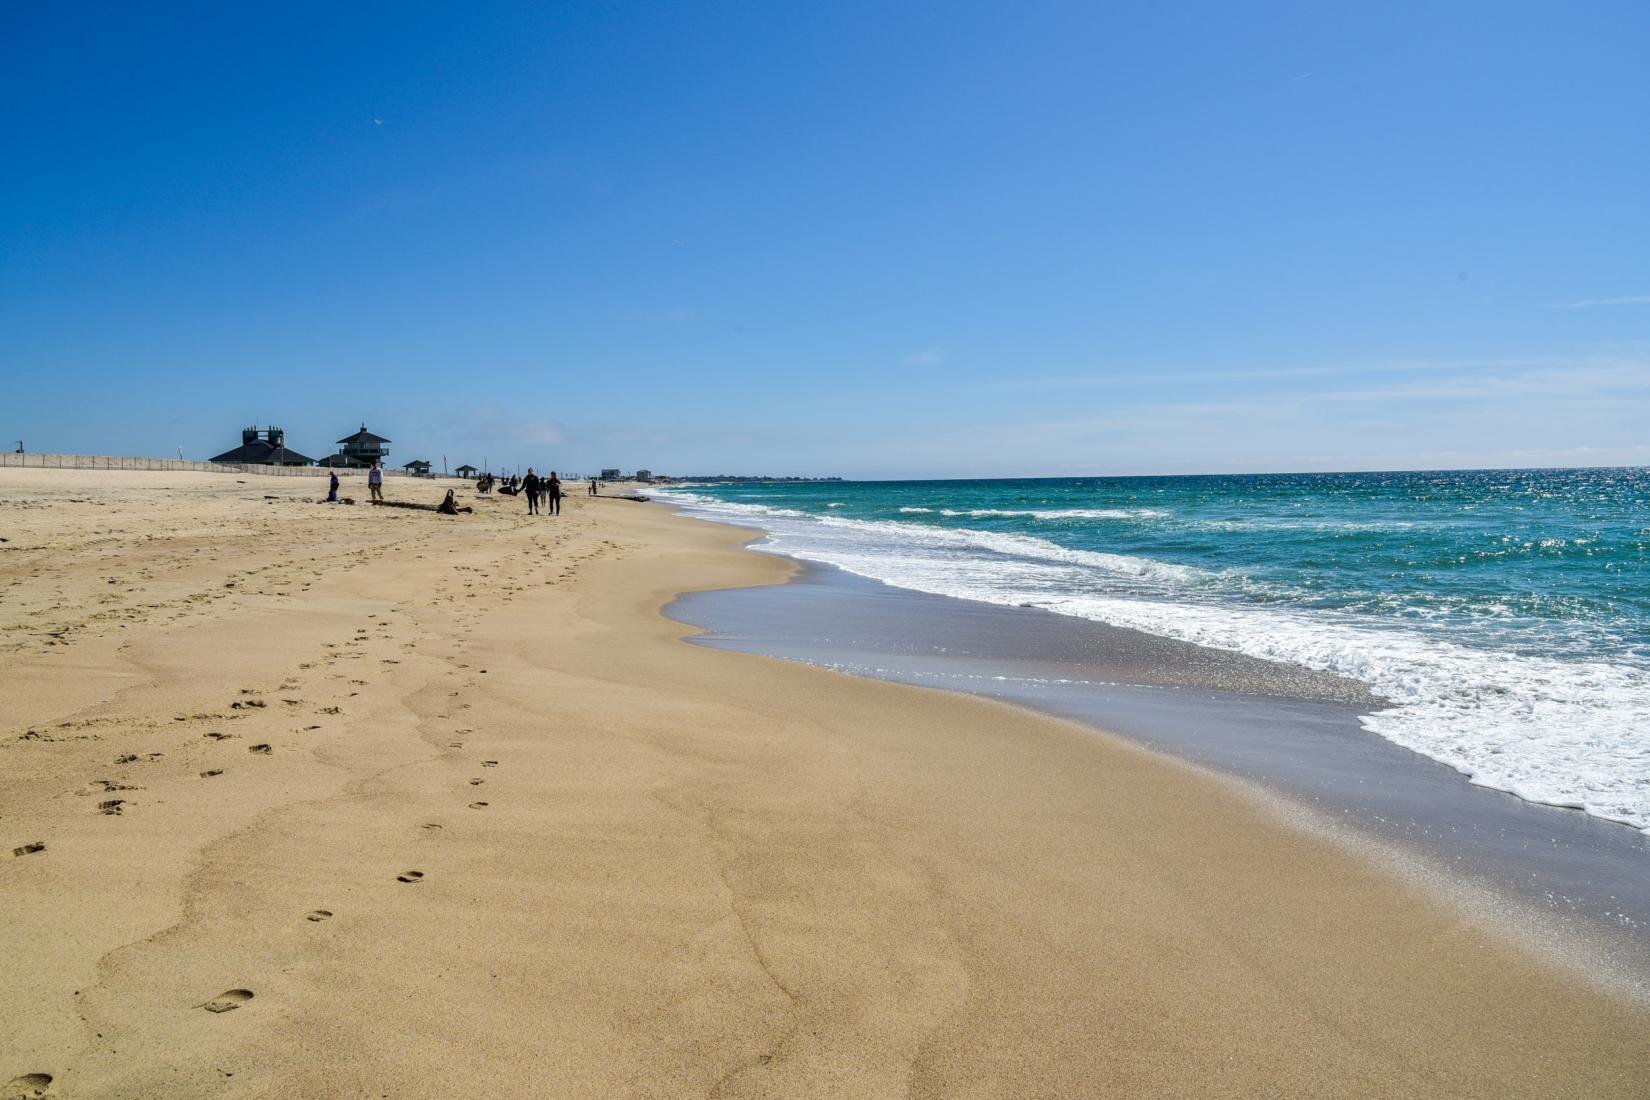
[
  {"xmin": 1555, "ymin": 294, "xmax": 1650, "ymax": 309},
  {"xmin": 970, "ymin": 354, "xmax": 1579, "ymax": 393},
  {"xmin": 511, "ymin": 419, "xmax": 565, "ymax": 445},
  {"xmin": 904, "ymin": 346, "xmax": 946, "ymax": 366},
  {"xmin": 453, "ymin": 405, "xmax": 566, "ymax": 448},
  {"xmin": 839, "ymin": 351, "xmax": 1650, "ymax": 477}
]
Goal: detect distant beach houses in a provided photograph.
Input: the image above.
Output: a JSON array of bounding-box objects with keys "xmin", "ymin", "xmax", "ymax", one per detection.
[
  {"xmin": 316, "ymin": 424, "xmax": 391, "ymax": 468},
  {"xmin": 455, "ymin": 464, "xmax": 479, "ymax": 478},
  {"xmin": 209, "ymin": 427, "xmax": 315, "ymax": 466},
  {"xmin": 210, "ymin": 423, "xmax": 399, "ymax": 469}
]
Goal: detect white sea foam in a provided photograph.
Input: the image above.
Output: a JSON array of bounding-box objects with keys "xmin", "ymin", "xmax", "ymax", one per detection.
[
  {"xmin": 898, "ymin": 506, "xmax": 933, "ymax": 513},
  {"xmin": 938, "ymin": 507, "xmax": 1168, "ymax": 520},
  {"xmin": 653, "ymin": 488, "xmax": 1650, "ymax": 836}
]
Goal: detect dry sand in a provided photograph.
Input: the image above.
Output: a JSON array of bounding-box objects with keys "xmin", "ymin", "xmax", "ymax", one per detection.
[{"xmin": 1, "ymin": 467, "xmax": 1646, "ymax": 1098}]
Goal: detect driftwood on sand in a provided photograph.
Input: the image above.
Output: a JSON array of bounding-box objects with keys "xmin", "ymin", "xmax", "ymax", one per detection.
[{"xmin": 368, "ymin": 490, "xmax": 472, "ymax": 515}]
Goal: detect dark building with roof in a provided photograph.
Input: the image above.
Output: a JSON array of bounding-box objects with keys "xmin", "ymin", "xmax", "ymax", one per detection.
[
  {"xmin": 402, "ymin": 459, "xmax": 433, "ymax": 477},
  {"xmin": 317, "ymin": 424, "xmax": 392, "ymax": 468},
  {"xmin": 455, "ymin": 464, "xmax": 479, "ymax": 478},
  {"xmin": 210, "ymin": 427, "xmax": 314, "ymax": 466}
]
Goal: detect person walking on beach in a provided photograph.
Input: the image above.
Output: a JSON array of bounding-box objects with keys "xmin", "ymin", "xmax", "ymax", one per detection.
[
  {"xmin": 368, "ymin": 460, "xmax": 384, "ymax": 502},
  {"xmin": 546, "ymin": 470, "xmax": 563, "ymax": 515},
  {"xmin": 327, "ymin": 471, "xmax": 339, "ymax": 503},
  {"xmin": 522, "ymin": 468, "xmax": 542, "ymax": 515},
  {"xmin": 589, "ymin": 478, "xmax": 598, "ymax": 496}
]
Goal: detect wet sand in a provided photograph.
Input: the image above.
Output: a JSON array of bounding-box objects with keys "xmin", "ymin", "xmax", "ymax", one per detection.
[
  {"xmin": 2, "ymin": 467, "xmax": 1648, "ymax": 1097},
  {"xmin": 670, "ymin": 560, "xmax": 1650, "ymax": 996}
]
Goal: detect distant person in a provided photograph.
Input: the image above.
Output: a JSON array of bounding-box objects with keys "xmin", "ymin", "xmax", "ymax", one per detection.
[
  {"xmin": 368, "ymin": 460, "xmax": 384, "ymax": 502},
  {"xmin": 523, "ymin": 468, "xmax": 542, "ymax": 515},
  {"xmin": 589, "ymin": 479, "xmax": 598, "ymax": 496},
  {"xmin": 327, "ymin": 471, "xmax": 339, "ymax": 503},
  {"xmin": 546, "ymin": 471, "xmax": 562, "ymax": 515}
]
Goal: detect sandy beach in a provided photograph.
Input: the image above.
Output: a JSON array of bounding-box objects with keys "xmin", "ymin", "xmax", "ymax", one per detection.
[{"xmin": 2, "ymin": 467, "xmax": 1647, "ymax": 1099}]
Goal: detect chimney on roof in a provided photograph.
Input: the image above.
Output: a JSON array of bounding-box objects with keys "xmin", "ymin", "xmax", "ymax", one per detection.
[{"xmin": 242, "ymin": 426, "xmax": 259, "ymax": 445}]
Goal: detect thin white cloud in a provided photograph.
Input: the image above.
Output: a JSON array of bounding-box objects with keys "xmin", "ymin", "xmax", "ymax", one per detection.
[
  {"xmin": 905, "ymin": 346, "xmax": 946, "ymax": 367},
  {"xmin": 972, "ymin": 354, "xmax": 1585, "ymax": 393},
  {"xmin": 835, "ymin": 351, "xmax": 1650, "ymax": 477},
  {"xmin": 511, "ymin": 419, "xmax": 565, "ymax": 445},
  {"xmin": 1556, "ymin": 294, "xmax": 1650, "ymax": 309},
  {"xmin": 453, "ymin": 405, "xmax": 566, "ymax": 448}
]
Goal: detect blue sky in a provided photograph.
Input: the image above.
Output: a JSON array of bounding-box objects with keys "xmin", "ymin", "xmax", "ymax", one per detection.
[{"xmin": 3, "ymin": 1, "xmax": 1647, "ymax": 478}]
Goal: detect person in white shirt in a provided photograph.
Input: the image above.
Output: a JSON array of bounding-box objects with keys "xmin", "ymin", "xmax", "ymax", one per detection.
[{"xmin": 368, "ymin": 460, "xmax": 384, "ymax": 502}]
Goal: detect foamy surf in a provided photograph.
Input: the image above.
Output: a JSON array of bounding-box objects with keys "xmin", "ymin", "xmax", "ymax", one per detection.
[{"xmin": 655, "ymin": 482, "xmax": 1650, "ymax": 836}]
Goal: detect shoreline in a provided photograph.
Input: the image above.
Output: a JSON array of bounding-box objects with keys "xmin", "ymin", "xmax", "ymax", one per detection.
[
  {"xmin": 667, "ymin": 553, "xmax": 1650, "ymax": 999},
  {"xmin": 651, "ymin": 477, "xmax": 1650, "ymax": 839},
  {"xmin": 3, "ymin": 467, "xmax": 1647, "ymax": 1096}
]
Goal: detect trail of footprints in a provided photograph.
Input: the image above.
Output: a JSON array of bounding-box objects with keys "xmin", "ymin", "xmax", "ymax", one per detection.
[{"xmin": 3, "ymin": 522, "xmax": 560, "ymax": 1091}]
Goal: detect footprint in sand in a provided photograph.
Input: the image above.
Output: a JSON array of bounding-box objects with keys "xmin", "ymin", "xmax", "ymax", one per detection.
[
  {"xmin": 248, "ymin": 744, "xmax": 272, "ymax": 755},
  {"xmin": 12, "ymin": 842, "xmax": 46, "ymax": 858},
  {"xmin": 468, "ymin": 778, "xmax": 484, "ymax": 786},
  {"xmin": 468, "ymin": 801, "xmax": 488, "ymax": 809},
  {"xmin": 397, "ymin": 871, "xmax": 424, "ymax": 884},
  {"xmin": 306, "ymin": 910, "xmax": 333, "ymax": 922},
  {"xmin": 6, "ymin": 1073, "xmax": 52, "ymax": 1098},
  {"xmin": 421, "ymin": 823, "xmax": 443, "ymax": 831},
  {"xmin": 98, "ymin": 799, "xmax": 125, "ymax": 815},
  {"xmin": 204, "ymin": 732, "xmax": 234, "ymax": 741},
  {"xmin": 200, "ymin": 769, "xmax": 224, "ymax": 779},
  {"xmin": 202, "ymin": 989, "xmax": 254, "ymax": 1013}
]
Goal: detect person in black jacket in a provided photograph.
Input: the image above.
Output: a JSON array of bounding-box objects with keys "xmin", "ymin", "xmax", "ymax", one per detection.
[
  {"xmin": 546, "ymin": 471, "xmax": 563, "ymax": 515},
  {"xmin": 522, "ymin": 468, "xmax": 542, "ymax": 515}
]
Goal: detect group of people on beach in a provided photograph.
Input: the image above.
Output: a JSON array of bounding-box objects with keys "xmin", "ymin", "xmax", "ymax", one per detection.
[
  {"xmin": 318, "ymin": 460, "xmax": 588, "ymax": 518},
  {"xmin": 487, "ymin": 469, "xmax": 562, "ymax": 514},
  {"xmin": 323, "ymin": 460, "xmax": 385, "ymax": 504},
  {"xmin": 517, "ymin": 469, "xmax": 563, "ymax": 515}
]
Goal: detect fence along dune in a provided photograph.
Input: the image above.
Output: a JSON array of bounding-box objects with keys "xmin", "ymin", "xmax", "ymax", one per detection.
[{"xmin": 0, "ymin": 452, "xmax": 447, "ymax": 477}]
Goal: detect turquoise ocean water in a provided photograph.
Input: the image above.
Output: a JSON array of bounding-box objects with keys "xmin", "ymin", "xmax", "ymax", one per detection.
[{"xmin": 655, "ymin": 470, "xmax": 1650, "ymax": 835}]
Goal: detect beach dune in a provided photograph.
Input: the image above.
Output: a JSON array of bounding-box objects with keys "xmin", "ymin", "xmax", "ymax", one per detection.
[{"xmin": 1, "ymin": 467, "xmax": 1646, "ymax": 1097}]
